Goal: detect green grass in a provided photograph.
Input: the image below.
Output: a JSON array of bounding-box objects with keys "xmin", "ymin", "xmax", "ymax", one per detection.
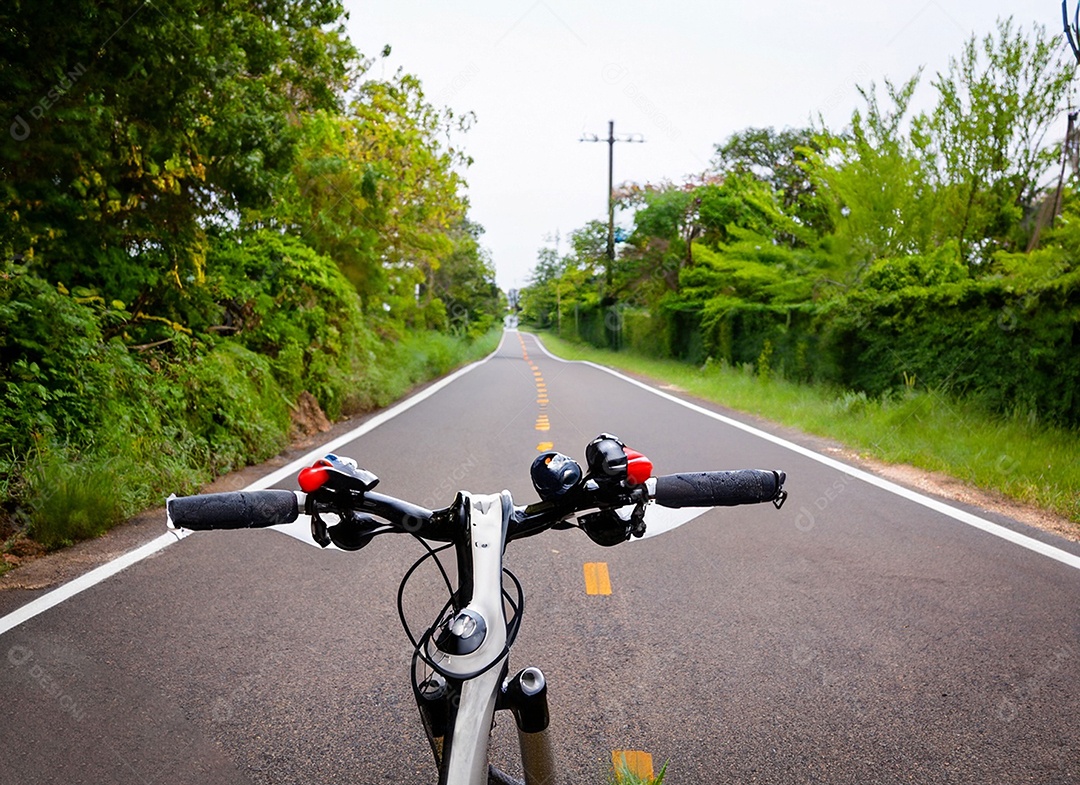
[
  {"xmin": 378, "ymin": 327, "xmax": 502, "ymax": 405},
  {"xmin": 26, "ymin": 453, "xmax": 129, "ymax": 550},
  {"xmin": 533, "ymin": 332, "xmax": 1080, "ymax": 527},
  {"xmin": 608, "ymin": 757, "xmax": 668, "ymax": 785}
]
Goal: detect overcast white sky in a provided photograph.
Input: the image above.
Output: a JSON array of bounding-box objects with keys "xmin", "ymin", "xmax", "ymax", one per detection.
[{"xmin": 343, "ymin": 1, "xmax": 1071, "ymax": 292}]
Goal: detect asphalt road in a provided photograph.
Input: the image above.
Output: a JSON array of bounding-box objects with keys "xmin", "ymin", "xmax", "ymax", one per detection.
[{"xmin": 2, "ymin": 330, "xmax": 1079, "ymax": 785}]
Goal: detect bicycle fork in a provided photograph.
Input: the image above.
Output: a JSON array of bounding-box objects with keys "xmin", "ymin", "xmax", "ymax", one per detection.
[
  {"xmin": 416, "ymin": 665, "xmax": 556, "ymax": 785},
  {"xmin": 413, "ymin": 491, "xmax": 556, "ymax": 785},
  {"xmin": 502, "ymin": 666, "xmax": 556, "ymax": 785}
]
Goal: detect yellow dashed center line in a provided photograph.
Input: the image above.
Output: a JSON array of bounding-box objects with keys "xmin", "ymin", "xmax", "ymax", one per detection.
[
  {"xmin": 519, "ymin": 334, "xmax": 554, "ymax": 447},
  {"xmin": 583, "ymin": 562, "xmax": 612, "ymax": 595},
  {"xmin": 612, "ymin": 750, "xmax": 654, "ymax": 781},
  {"xmin": 528, "ymin": 334, "xmax": 638, "ymax": 778},
  {"xmin": 524, "ymin": 337, "xmax": 637, "ymax": 774}
]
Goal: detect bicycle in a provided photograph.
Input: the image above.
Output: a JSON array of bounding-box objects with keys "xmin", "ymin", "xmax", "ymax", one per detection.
[{"xmin": 167, "ymin": 433, "xmax": 788, "ymax": 785}]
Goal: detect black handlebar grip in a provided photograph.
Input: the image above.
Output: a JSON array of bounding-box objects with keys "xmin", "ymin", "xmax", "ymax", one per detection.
[
  {"xmin": 167, "ymin": 490, "xmax": 300, "ymax": 530},
  {"xmin": 653, "ymin": 470, "xmax": 786, "ymax": 508}
]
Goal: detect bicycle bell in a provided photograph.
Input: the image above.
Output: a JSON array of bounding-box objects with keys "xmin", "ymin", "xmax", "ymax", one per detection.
[
  {"xmin": 530, "ymin": 451, "xmax": 583, "ymax": 501},
  {"xmin": 584, "ymin": 433, "xmax": 628, "ymax": 480}
]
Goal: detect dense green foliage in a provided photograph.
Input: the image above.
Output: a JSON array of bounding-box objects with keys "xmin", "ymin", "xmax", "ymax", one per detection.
[
  {"xmin": 537, "ymin": 332, "xmax": 1080, "ymax": 524},
  {"xmin": 0, "ymin": 3, "xmax": 502, "ymax": 553},
  {"xmin": 522, "ymin": 18, "xmax": 1080, "ymax": 436},
  {"xmin": 2, "ymin": 0, "xmax": 355, "ymax": 300}
]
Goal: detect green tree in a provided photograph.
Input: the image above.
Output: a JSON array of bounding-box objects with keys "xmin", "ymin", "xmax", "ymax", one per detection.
[
  {"xmin": 696, "ymin": 174, "xmax": 796, "ymax": 247},
  {"xmin": 569, "ymin": 220, "xmax": 610, "ymax": 273},
  {"xmin": 430, "ymin": 220, "xmax": 502, "ymax": 337},
  {"xmin": 520, "ymin": 227, "xmax": 607, "ymax": 331},
  {"xmin": 0, "ymin": 0, "xmax": 357, "ymax": 308},
  {"xmin": 264, "ymin": 110, "xmax": 384, "ymax": 298},
  {"xmin": 712, "ymin": 126, "xmax": 831, "ymax": 241},
  {"xmin": 919, "ymin": 17, "xmax": 1075, "ymax": 266},
  {"xmin": 519, "ymin": 246, "xmax": 565, "ymax": 327},
  {"xmin": 804, "ymin": 74, "xmax": 938, "ymax": 272},
  {"xmin": 269, "ymin": 70, "xmax": 474, "ymax": 318},
  {"xmin": 619, "ymin": 176, "xmax": 796, "ymax": 307},
  {"xmin": 618, "ymin": 183, "xmax": 707, "ymax": 306}
]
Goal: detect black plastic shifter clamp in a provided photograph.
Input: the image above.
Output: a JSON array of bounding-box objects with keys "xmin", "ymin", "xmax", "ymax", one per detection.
[
  {"xmin": 580, "ymin": 487, "xmax": 648, "ymax": 547},
  {"xmin": 772, "ymin": 471, "xmax": 788, "ymax": 510}
]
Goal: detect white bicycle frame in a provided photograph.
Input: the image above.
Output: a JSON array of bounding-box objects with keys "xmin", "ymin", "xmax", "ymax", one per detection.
[
  {"xmin": 166, "ymin": 438, "xmax": 786, "ymax": 785},
  {"xmin": 419, "ymin": 491, "xmax": 555, "ymax": 785}
]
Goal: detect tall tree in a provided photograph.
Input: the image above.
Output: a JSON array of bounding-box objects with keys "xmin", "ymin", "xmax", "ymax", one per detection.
[
  {"xmin": 804, "ymin": 74, "xmax": 939, "ymax": 270},
  {"xmin": 430, "ymin": 220, "xmax": 501, "ymax": 337},
  {"xmin": 0, "ymin": 0, "xmax": 357, "ymax": 302},
  {"xmin": 919, "ymin": 17, "xmax": 1075, "ymax": 266},
  {"xmin": 712, "ymin": 126, "xmax": 831, "ymax": 241},
  {"xmin": 268, "ymin": 70, "xmax": 474, "ymax": 315}
]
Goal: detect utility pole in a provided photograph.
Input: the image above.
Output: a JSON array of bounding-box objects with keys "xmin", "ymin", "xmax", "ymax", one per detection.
[{"xmin": 580, "ymin": 120, "xmax": 644, "ymax": 289}]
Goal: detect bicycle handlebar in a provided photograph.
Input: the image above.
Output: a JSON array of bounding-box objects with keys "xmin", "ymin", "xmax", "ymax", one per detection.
[
  {"xmin": 167, "ymin": 489, "xmax": 301, "ymax": 531},
  {"xmin": 167, "ymin": 469, "xmax": 786, "ymax": 537},
  {"xmin": 652, "ymin": 470, "xmax": 785, "ymax": 508},
  {"xmin": 165, "ymin": 439, "xmax": 788, "ymax": 785}
]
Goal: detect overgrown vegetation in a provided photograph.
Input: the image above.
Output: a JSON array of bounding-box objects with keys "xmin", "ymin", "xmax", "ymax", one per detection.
[
  {"xmin": 0, "ymin": 2, "xmax": 503, "ymax": 559},
  {"xmin": 536, "ymin": 331, "xmax": 1080, "ymax": 526},
  {"xmin": 0, "ymin": 244, "xmax": 501, "ymax": 555},
  {"xmin": 520, "ymin": 18, "xmax": 1080, "ymax": 514}
]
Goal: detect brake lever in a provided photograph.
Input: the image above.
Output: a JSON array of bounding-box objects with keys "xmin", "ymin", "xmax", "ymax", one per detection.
[
  {"xmin": 308, "ymin": 496, "xmax": 333, "ymax": 547},
  {"xmin": 628, "ymin": 496, "xmax": 647, "ymax": 538}
]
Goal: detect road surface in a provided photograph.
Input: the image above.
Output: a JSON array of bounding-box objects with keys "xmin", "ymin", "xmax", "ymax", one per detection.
[{"xmin": 2, "ymin": 330, "xmax": 1078, "ymax": 784}]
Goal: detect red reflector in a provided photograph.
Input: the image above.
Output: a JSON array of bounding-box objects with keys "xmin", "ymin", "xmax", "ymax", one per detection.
[
  {"xmin": 298, "ymin": 466, "xmax": 328, "ymax": 493},
  {"xmin": 625, "ymin": 448, "xmax": 653, "ymax": 485}
]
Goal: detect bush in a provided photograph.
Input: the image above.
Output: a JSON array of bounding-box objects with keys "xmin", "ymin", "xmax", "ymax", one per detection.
[
  {"xmin": 861, "ymin": 244, "xmax": 968, "ymax": 291},
  {"xmin": 821, "ymin": 270, "xmax": 1080, "ymax": 426},
  {"xmin": 201, "ymin": 230, "xmax": 383, "ymax": 419},
  {"xmin": 0, "ymin": 267, "xmax": 116, "ymax": 456},
  {"xmin": 596, "ymin": 241, "xmax": 1080, "ymax": 428},
  {"xmin": 1, "ymin": 241, "xmax": 504, "ymax": 552},
  {"xmin": 622, "ymin": 308, "xmax": 669, "ymax": 357},
  {"xmin": 174, "ymin": 341, "xmax": 292, "ymax": 475}
]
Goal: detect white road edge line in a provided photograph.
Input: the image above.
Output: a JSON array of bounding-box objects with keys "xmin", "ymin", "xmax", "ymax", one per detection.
[
  {"xmin": 528, "ymin": 333, "xmax": 1080, "ymax": 573},
  {"xmin": 0, "ymin": 333, "xmax": 509, "ymax": 637}
]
